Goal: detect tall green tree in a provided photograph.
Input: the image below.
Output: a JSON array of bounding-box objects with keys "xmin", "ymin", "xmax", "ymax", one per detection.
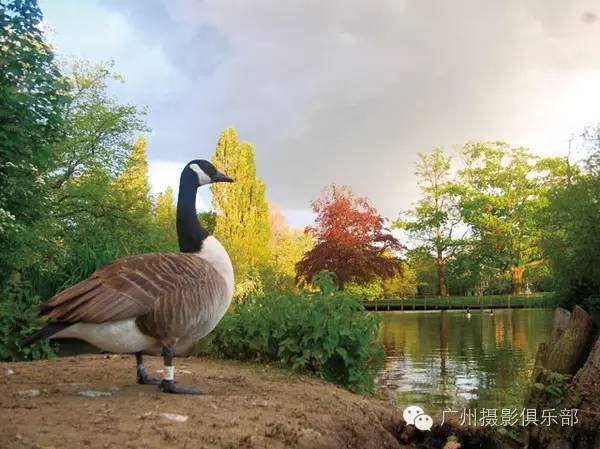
[
  {"xmin": 211, "ymin": 128, "xmax": 271, "ymax": 289},
  {"xmin": 0, "ymin": 0, "xmax": 68, "ymax": 281},
  {"xmin": 43, "ymin": 61, "xmax": 149, "ymax": 288},
  {"xmin": 51, "ymin": 60, "xmax": 148, "ymax": 191},
  {"xmin": 542, "ymin": 127, "xmax": 600, "ymax": 307},
  {"xmin": 394, "ymin": 149, "xmax": 461, "ymax": 297},
  {"xmin": 41, "ymin": 61, "xmax": 148, "ymax": 288},
  {"xmin": 113, "ymin": 136, "xmax": 152, "ymax": 219},
  {"xmin": 0, "ymin": 0, "xmax": 66, "ymax": 161},
  {"xmin": 155, "ymin": 187, "xmax": 176, "ymax": 224},
  {"xmin": 153, "ymin": 186, "xmax": 177, "ymax": 251},
  {"xmin": 455, "ymin": 142, "xmax": 549, "ymax": 294},
  {"xmin": 56, "ymin": 134, "xmax": 154, "ymax": 288}
]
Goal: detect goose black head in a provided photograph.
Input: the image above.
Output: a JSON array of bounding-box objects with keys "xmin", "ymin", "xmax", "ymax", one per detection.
[{"xmin": 183, "ymin": 160, "xmax": 234, "ymax": 187}]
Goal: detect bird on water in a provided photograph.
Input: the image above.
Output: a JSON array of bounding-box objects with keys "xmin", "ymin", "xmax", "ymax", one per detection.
[{"xmin": 24, "ymin": 160, "xmax": 234, "ymax": 395}]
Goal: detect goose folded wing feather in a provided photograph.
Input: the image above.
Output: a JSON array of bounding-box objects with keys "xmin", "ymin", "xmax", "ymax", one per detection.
[{"xmin": 41, "ymin": 253, "xmax": 207, "ymax": 324}]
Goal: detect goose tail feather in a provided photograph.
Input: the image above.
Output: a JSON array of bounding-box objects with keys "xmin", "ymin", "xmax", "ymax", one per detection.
[{"xmin": 21, "ymin": 322, "xmax": 71, "ymax": 346}]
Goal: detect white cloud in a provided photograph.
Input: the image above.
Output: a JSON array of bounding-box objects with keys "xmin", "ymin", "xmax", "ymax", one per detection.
[{"xmin": 41, "ymin": 0, "xmax": 600, "ymax": 225}]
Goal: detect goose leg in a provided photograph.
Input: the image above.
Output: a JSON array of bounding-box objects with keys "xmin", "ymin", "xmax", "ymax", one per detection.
[
  {"xmin": 135, "ymin": 352, "xmax": 161, "ymax": 385},
  {"xmin": 158, "ymin": 345, "xmax": 203, "ymax": 395}
]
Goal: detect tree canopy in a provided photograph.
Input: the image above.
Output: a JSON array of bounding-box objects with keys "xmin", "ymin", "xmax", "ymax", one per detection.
[
  {"xmin": 211, "ymin": 128, "xmax": 271, "ymax": 293},
  {"xmin": 0, "ymin": 0, "xmax": 68, "ymax": 281},
  {"xmin": 394, "ymin": 149, "xmax": 461, "ymax": 296},
  {"xmin": 454, "ymin": 142, "xmax": 549, "ymax": 294},
  {"xmin": 542, "ymin": 128, "xmax": 600, "ymax": 308},
  {"xmin": 296, "ymin": 184, "xmax": 403, "ymax": 290}
]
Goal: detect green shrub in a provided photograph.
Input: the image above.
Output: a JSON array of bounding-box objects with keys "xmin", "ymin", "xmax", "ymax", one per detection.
[
  {"xmin": 345, "ymin": 281, "xmax": 383, "ymax": 300},
  {"xmin": 544, "ymin": 372, "xmax": 572, "ymax": 408},
  {"xmin": 0, "ymin": 273, "xmax": 56, "ymax": 361},
  {"xmin": 209, "ymin": 288, "xmax": 383, "ymax": 394}
]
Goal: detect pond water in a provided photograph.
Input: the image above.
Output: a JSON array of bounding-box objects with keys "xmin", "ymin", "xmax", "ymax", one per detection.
[{"xmin": 377, "ymin": 308, "xmax": 554, "ymax": 414}]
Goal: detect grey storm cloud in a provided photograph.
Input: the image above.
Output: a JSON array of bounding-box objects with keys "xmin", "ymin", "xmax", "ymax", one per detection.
[{"xmin": 98, "ymin": 0, "xmax": 600, "ymax": 220}]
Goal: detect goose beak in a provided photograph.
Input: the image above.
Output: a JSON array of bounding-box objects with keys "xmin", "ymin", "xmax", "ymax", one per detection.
[{"xmin": 212, "ymin": 171, "xmax": 235, "ymax": 183}]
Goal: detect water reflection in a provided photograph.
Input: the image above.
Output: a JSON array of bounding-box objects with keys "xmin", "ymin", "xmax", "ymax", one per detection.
[{"xmin": 377, "ymin": 309, "xmax": 553, "ymax": 413}]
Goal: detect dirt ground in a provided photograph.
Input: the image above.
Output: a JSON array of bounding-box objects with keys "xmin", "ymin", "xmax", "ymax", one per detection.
[{"xmin": 0, "ymin": 355, "xmax": 405, "ymax": 449}]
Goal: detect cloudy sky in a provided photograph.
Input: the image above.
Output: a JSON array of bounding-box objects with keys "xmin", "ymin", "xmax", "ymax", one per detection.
[{"xmin": 40, "ymin": 0, "xmax": 600, "ymax": 227}]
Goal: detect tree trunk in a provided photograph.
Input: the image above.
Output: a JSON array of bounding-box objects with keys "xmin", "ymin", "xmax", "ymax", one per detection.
[
  {"xmin": 436, "ymin": 253, "xmax": 448, "ymax": 297},
  {"xmin": 550, "ymin": 308, "xmax": 572, "ymax": 345},
  {"xmin": 510, "ymin": 266, "xmax": 524, "ymax": 294},
  {"xmin": 546, "ymin": 305, "xmax": 593, "ymax": 375},
  {"xmin": 526, "ymin": 306, "xmax": 598, "ymax": 449},
  {"xmin": 566, "ymin": 335, "xmax": 600, "ymax": 433}
]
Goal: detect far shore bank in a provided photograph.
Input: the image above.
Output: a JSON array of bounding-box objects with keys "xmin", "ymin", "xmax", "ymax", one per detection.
[{"xmin": 362, "ymin": 293, "xmax": 555, "ymax": 311}]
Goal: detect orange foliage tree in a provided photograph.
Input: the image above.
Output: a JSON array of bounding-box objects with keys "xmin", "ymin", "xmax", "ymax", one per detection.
[{"xmin": 296, "ymin": 185, "xmax": 403, "ymax": 290}]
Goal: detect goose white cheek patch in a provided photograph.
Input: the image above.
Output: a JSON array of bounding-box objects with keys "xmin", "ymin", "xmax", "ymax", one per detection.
[
  {"xmin": 164, "ymin": 366, "xmax": 174, "ymax": 381},
  {"xmin": 189, "ymin": 163, "xmax": 211, "ymax": 186}
]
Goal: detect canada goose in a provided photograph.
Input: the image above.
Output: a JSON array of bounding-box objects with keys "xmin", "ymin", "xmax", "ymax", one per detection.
[
  {"xmin": 24, "ymin": 160, "xmax": 234, "ymax": 395},
  {"xmin": 465, "ymin": 307, "xmax": 471, "ymax": 319}
]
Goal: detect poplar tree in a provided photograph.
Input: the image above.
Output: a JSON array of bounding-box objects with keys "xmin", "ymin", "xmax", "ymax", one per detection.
[
  {"xmin": 155, "ymin": 187, "xmax": 175, "ymax": 224},
  {"xmin": 57, "ymin": 136, "xmax": 154, "ymax": 286},
  {"xmin": 153, "ymin": 186, "xmax": 178, "ymax": 251},
  {"xmin": 83, "ymin": 135, "xmax": 154, "ymax": 256},
  {"xmin": 211, "ymin": 128, "xmax": 271, "ymax": 286},
  {"xmin": 114, "ymin": 136, "xmax": 152, "ymax": 220}
]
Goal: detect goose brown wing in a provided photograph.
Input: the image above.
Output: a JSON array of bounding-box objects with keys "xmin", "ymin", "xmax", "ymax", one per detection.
[{"xmin": 41, "ymin": 253, "xmax": 209, "ymax": 324}]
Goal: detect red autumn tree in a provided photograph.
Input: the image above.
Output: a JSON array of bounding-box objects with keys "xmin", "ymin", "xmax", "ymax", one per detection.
[{"xmin": 296, "ymin": 184, "xmax": 403, "ymax": 290}]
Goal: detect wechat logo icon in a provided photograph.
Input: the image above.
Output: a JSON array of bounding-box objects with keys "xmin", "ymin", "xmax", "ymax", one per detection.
[{"xmin": 403, "ymin": 405, "xmax": 434, "ymax": 431}]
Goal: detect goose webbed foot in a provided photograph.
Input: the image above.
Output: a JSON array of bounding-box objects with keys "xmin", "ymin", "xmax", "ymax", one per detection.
[
  {"xmin": 137, "ymin": 369, "xmax": 161, "ymax": 385},
  {"xmin": 159, "ymin": 379, "xmax": 204, "ymax": 395},
  {"xmin": 158, "ymin": 344, "xmax": 205, "ymax": 395},
  {"xmin": 135, "ymin": 351, "xmax": 161, "ymax": 385}
]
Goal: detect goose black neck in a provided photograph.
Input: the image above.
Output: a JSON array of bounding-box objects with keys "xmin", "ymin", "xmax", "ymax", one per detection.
[{"xmin": 176, "ymin": 171, "xmax": 209, "ymax": 253}]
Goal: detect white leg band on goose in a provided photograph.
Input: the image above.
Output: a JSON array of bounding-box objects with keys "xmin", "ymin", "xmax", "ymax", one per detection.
[{"xmin": 164, "ymin": 365, "xmax": 175, "ymax": 381}]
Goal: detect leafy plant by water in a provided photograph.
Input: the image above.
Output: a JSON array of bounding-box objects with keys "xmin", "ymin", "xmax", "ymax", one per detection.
[
  {"xmin": 535, "ymin": 371, "xmax": 572, "ymax": 408},
  {"xmin": 207, "ymin": 275, "xmax": 383, "ymax": 394}
]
